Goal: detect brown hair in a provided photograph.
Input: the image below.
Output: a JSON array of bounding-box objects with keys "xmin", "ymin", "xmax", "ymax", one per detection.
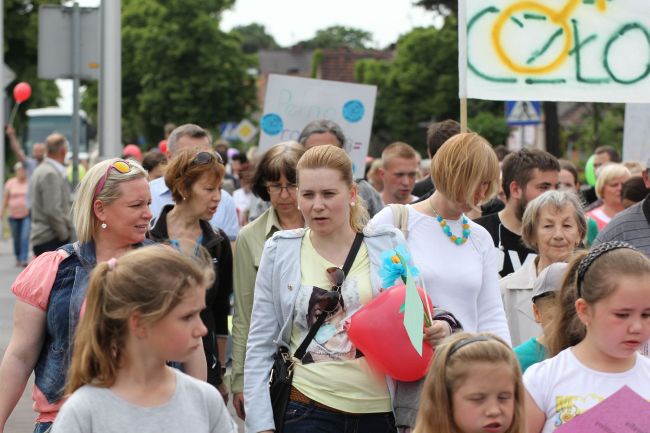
[
  {"xmin": 414, "ymin": 332, "xmax": 526, "ymax": 433},
  {"xmin": 546, "ymin": 247, "xmax": 650, "ymax": 356},
  {"xmin": 164, "ymin": 148, "xmax": 225, "ymax": 203},
  {"xmin": 66, "ymin": 245, "xmax": 214, "ymax": 394},
  {"xmin": 559, "ymin": 159, "xmax": 579, "ymax": 185},
  {"xmin": 251, "ymin": 141, "xmax": 305, "ymax": 201},
  {"xmin": 501, "ymin": 149, "xmax": 560, "ymax": 200},
  {"xmin": 431, "ymin": 133, "xmax": 500, "ymax": 209},
  {"xmin": 296, "ymin": 144, "xmax": 368, "ymax": 232},
  {"xmin": 425, "ymin": 119, "xmax": 462, "ymax": 159}
]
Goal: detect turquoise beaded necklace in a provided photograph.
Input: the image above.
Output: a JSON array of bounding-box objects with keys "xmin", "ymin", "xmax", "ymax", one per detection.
[{"xmin": 429, "ymin": 199, "xmax": 471, "ymax": 246}]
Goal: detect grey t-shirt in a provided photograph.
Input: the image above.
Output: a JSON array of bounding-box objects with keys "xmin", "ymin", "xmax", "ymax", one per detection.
[{"xmin": 51, "ymin": 369, "xmax": 237, "ymax": 433}]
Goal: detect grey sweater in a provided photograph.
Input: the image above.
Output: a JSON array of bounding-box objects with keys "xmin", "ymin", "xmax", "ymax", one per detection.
[{"xmin": 29, "ymin": 158, "xmax": 73, "ymax": 245}]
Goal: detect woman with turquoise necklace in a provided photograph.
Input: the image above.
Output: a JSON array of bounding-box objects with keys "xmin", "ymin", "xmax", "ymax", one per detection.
[
  {"xmin": 370, "ymin": 133, "xmax": 511, "ymax": 431},
  {"xmin": 371, "ymin": 132, "xmax": 510, "ymax": 340}
]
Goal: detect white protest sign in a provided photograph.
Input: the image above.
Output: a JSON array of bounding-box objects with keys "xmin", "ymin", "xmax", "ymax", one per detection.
[
  {"xmin": 460, "ymin": 0, "xmax": 650, "ymax": 102},
  {"xmin": 623, "ymin": 104, "xmax": 650, "ymax": 163},
  {"xmin": 258, "ymin": 74, "xmax": 377, "ymax": 179}
]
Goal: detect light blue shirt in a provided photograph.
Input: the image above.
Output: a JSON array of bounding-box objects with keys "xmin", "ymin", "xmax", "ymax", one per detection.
[{"xmin": 149, "ymin": 176, "xmax": 239, "ymax": 240}]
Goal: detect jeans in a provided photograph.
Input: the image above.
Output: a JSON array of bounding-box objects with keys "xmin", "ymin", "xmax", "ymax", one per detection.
[
  {"xmin": 283, "ymin": 401, "xmax": 397, "ymax": 433},
  {"xmin": 8, "ymin": 216, "xmax": 30, "ymax": 263},
  {"xmin": 33, "ymin": 422, "xmax": 52, "ymax": 433}
]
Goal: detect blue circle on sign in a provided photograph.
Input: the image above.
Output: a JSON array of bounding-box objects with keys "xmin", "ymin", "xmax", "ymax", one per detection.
[
  {"xmin": 261, "ymin": 113, "xmax": 283, "ymax": 136},
  {"xmin": 343, "ymin": 100, "xmax": 364, "ymax": 123}
]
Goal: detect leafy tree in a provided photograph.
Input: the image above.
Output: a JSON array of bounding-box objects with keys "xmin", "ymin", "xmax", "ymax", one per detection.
[
  {"xmin": 102, "ymin": 0, "xmax": 257, "ymax": 145},
  {"xmin": 299, "ymin": 26, "xmax": 373, "ymax": 50},
  {"xmin": 468, "ymin": 112, "xmax": 510, "ymax": 146},
  {"xmin": 4, "ymin": 1, "xmax": 59, "ymax": 125},
  {"xmin": 564, "ymin": 104, "xmax": 624, "ymax": 155},
  {"xmin": 356, "ymin": 21, "xmax": 459, "ymax": 154},
  {"xmin": 232, "ymin": 23, "xmax": 280, "ymax": 53},
  {"xmin": 414, "ymin": 0, "xmax": 457, "ymax": 15}
]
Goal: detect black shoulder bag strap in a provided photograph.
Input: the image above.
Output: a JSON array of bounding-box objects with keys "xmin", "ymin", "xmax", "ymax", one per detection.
[{"xmin": 293, "ymin": 232, "xmax": 364, "ymax": 360}]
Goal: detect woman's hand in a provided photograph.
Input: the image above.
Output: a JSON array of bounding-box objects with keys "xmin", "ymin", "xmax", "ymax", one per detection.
[
  {"xmin": 423, "ymin": 320, "xmax": 452, "ymax": 347},
  {"xmin": 233, "ymin": 392, "xmax": 246, "ymax": 420}
]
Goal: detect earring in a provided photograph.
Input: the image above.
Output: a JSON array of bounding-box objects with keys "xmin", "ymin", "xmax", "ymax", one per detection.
[
  {"xmin": 350, "ymin": 202, "xmax": 356, "ymax": 207},
  {"xmin": 297, "ymin": 205, "xmax": 301, "ymax": 210},
  {"xmin": 101, "ymin": 222, "xmax": 107, "ymax": 229}
]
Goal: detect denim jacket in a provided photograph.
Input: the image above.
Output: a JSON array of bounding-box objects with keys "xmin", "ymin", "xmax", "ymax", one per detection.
[
  {"xmin": 33, "ymin": 240, "xmax": 153, "ymax": 403},
  {"xmin": 243, "ymin": 225, "xmax": 462, "ymax": 433}
]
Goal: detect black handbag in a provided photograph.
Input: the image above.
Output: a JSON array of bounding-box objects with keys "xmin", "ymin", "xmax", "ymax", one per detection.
[{"xmin": 269, "ymin": 232, "xmax": 364, "ymax": 432}]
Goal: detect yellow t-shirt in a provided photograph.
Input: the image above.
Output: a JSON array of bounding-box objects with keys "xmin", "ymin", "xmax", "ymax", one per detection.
[{"xmin": 290, "ymin": 230, "xmax": 391, "ymax": 413}]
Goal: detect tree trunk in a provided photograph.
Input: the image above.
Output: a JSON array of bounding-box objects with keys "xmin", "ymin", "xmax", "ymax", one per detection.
[{"xmin": 543, "ymin": 101, "xmax": 561, "ymax": 157}]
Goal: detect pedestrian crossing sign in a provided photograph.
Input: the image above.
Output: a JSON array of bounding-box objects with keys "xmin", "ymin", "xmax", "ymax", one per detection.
[{"xmin": 505, "ymin": 101, "xmax": 542, "ymax": 126}]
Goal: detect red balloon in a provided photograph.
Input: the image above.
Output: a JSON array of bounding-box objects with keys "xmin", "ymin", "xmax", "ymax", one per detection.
[
  {"xmin": 347, "ymin": 284, "xmax": 435, "ymax": 382},
  {"xmin": 13, "ymin": 82, "xmax": 32, "ymax": 104}
]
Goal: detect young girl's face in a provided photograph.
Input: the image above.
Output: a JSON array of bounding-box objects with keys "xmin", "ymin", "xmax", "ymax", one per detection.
[
  {"xmin": 452, "ymin": 361, "xmax": 515, "ymax": 433},
  {"xmin": 583, "ymin": 275, "xmax": 650, "ymax": 360},
  {"xmin": 144, "ymin": 285, "xmax": 207, "ymax": 363}
]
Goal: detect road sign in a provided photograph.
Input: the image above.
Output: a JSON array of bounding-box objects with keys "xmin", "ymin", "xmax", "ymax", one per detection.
[
  {"xmin": 219, "ymin": 122, "xmax": 238, "ymax": 141},
  {"xmin": 235, "ymin": 119, "xmax": 258, "ymax": 144},
  {"xmin": 506, "ymin": 101, "xmax": 541, "ymax": 126},
  {"xmin": 38, "ymin": 5, "xmax": 100, "ymax": 80}
]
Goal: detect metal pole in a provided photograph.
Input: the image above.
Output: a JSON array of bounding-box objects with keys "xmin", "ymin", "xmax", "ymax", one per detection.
[
  {"xmin": 99, "ymin": 0, "xmax": 121, "ymax": 157},
  {"xmin": 71, "ymin": 2, "xmax": 80, "ymax": 188}
]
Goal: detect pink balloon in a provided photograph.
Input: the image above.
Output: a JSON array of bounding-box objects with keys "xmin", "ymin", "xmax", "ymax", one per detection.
[
  {"xmin": 347, "ymin": 284, "xmax": 434, "ymax": 382},
  {"xmin": 13, "ymin": 82, "xmax": 32, "ymax": 104}
]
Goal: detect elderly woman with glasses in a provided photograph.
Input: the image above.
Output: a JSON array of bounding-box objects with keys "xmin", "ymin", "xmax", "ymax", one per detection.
[
  {"xmin": 244, "ymin": 145, "xmax": 460, "ymax": 433},
  {"xmin": 148, "ymin": 148, "xmax": 232, "ymax": 402},
  {"xmin": 0, "ymin": 158, "xmax": 154, "ymax": 433},
  {"xmin": 500, "ymin": 190, "xmax": 586, "ymax": 346}
]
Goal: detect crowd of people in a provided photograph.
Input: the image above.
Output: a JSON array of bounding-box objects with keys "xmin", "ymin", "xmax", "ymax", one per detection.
[{"xmin": 0, "ymin": 119, "xmax": 649, "ymax": 433}]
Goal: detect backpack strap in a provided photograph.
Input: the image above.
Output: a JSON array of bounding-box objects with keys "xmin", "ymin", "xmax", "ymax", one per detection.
[{"xmin": 389, "ymin": 204, "xmax": 409, "ymax": 239}]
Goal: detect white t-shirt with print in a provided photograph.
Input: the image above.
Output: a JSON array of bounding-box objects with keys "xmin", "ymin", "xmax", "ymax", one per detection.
[{"xmin": 524, "ymin": 347, "xmax": 650, "ymax": 433}]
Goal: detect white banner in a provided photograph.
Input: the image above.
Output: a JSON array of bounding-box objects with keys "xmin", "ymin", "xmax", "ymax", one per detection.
[
  {"xmin": 623, "ymin": 104, "xmax": 650, "ymax": 164},
  {"xmin": 461, "ymin": 0, "xmax": 650, "ymax": 102},
  {"xmin": 258, "ymin": 74, "xmax": 377, "ymax": 179}
]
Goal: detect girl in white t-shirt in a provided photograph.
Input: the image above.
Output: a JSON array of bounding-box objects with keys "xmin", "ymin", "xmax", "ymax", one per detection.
[
  {"xmin": 414, "ymin": 332, "xmax": 527, "ymax": 433},
  {"xmin": 51, "ymin": 246, "xmax": 237, "ymax": 433},
  {"xmin": 524, "ymin": 242, "xmax": 650, "ymax": 433}
]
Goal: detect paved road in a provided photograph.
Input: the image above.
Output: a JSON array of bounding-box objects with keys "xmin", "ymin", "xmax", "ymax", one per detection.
[{"xmin": 0, "ymin": 238, "xmax": 245, "ymax": 432}]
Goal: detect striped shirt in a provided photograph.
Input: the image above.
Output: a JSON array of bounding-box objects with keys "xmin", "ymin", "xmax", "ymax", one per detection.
[{"xmin": 593, "ymin": 197, "xmax": 650, "ymax": 256}]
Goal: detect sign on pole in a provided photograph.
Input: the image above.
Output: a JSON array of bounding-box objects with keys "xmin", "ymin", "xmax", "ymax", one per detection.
[
  {"xmin": 460, "ymin": 0, "xmax": 650, "ymax": 102},
  {"xmin": 258, "ymin": 74, "xmax": 377, "ymax": 179},
  {"xmin": 235, "ymin": 119, "xmax": 258, "ymax": 144},
  {"xmin": 38, "ymin": 5, "xmax": 100, "ymax": 80},
  {"xmin": 623, "ymin": 104, "xmax": 650, "ymax": 163},
  {"xmin": 505, "ymin": 101, "xmax": 541, "ymax": 126}
]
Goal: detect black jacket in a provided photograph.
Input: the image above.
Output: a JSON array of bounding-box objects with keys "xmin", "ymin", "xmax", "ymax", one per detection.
[{"xmin": 148, "ymin": 204, "xmax": 233, "ymax": 387}]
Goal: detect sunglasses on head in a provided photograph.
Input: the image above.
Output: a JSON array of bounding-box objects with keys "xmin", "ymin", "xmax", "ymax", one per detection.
[
  {"xmin": 191, "ymin": 151, "xmax": 224, "ymax": 166},
  {"xmin": 94, "ymin": 160, "xmax": 132, "ymax": 200}
]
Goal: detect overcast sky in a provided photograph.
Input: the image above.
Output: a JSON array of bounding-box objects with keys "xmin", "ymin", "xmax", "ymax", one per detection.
[{"xmin": 221, "ymin": 0, "xmax": 441, "ymax": 48}]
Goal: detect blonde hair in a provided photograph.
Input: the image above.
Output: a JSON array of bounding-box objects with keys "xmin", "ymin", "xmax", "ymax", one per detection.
[
  {"xmin": 521, "ymin": 190, "xmax": 587, "ymax": 251},
  {"xmin": 66, "ymin": 245, "xmax": 214, "ymax": 394},
  {"xmin": 296, "ymin": 144, "xmax": 368, "ymax": 232},
  {"xmin": 414, "ymin": 332, "xmax": 526, "ymax": 433},
  {"xmin": 547, "ymin": 247, "xmax": 650, "ymax": 356},
  {"xmin": 73, "ymin": 158, "xmax": 148, "ymax": 243},
  {"xmin": 595, "ymin": 163, "xmax": 631, "ymax": 198},
  {"xmin": 381, "ymin": 141, "xmax": 418, "ymax": 168},
  {"xmin": 431, "ymin": 133, "xmax": 500, "ymax": 210}
]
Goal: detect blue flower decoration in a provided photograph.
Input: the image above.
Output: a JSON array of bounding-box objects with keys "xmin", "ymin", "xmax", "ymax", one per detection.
[{"xmin": 379, "ymin": 244, "xmax": 420, "ymax": 288}]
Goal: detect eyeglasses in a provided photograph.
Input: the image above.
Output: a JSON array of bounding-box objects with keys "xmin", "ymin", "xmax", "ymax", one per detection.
[
  {"xmin": 267, "ymin": 183, "xmax": 297, "ymax": 195},
  {"xmin": 94, "ymin": 160, "xmax": 132, "ymax": 200},
  {"xmin": 191, "ymin": 151, "xmax": 224, "ymax": 166}
]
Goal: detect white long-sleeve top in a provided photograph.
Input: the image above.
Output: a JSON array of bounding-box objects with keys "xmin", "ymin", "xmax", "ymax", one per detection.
[{"xmin": 371, "ymin": 206, "xmax": 511, "ymax": 345}]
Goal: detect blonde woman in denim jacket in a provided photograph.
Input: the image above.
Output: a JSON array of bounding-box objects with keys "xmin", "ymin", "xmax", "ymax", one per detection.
[{"xmin": 244, "ymin": 145, "xmax": 458, "ymax": 433}]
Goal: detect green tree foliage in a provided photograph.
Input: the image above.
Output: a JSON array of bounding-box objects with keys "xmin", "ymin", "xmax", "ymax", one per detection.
[
  {"xmin": 468, "ymin": 112, "xmax": 510, "ymax": 146},
  {"xmin": 4, "ymin": 1, "xmax": 59, "ymax": 124},
  {"xmin": 300, "ymin": 25, "xmax": 373, "ymax": 50},
  {"xmin": 356, "ymin": 22, "xmax": 459, "ymax": 154},
  {"xmin": 232, "ymin": 23, "xmax": 279, "ymax": 53},
  {"xmin": 112, "ymin": 0, "xmax": 256, "ymax": 144},
  {"xmin": 414, "ymin": 0, "xmax": 457, "ymax": 15},
  {"xmin": 564, "ymin": 104, "xmax": 624, "ymax": 154}
]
